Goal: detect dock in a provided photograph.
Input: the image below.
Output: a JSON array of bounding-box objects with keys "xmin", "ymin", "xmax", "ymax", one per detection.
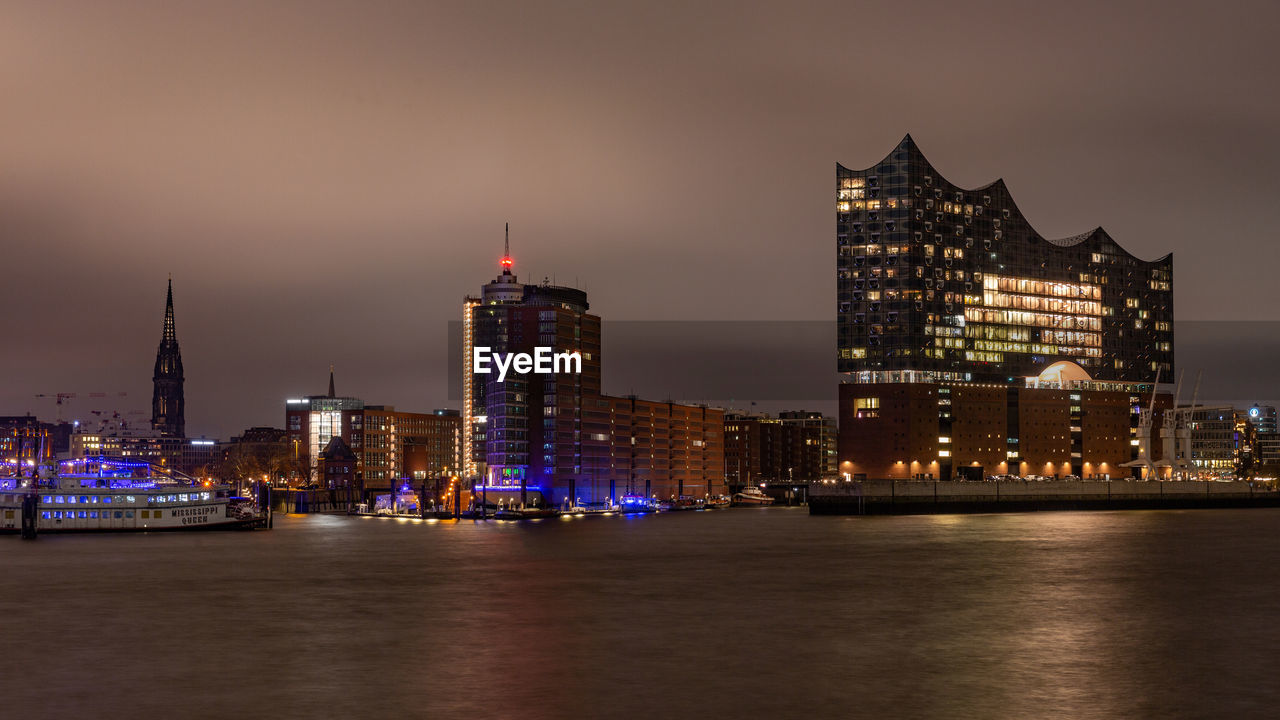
[{"xmin": 808, "ymin": 479, "xmax": 1280, "ymax": 515}]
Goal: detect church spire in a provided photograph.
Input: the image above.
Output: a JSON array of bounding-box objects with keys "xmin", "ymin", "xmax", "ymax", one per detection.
[
  {"xmin": 152, "ymin": 277, "xmax": 185, "ymax": 437},
  {"xmin": 163, "ymin": 276, "xmax": 177, "ymax": 343},
  {"xmin": 328, "ymin": 365, "xmax": 336, "ymax": 398}
]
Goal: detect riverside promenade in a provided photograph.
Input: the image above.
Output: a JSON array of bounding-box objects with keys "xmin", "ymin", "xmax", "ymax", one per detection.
[{"xmin": 809, "ymin": 479, "xmax": 1280, "ymax": 515}]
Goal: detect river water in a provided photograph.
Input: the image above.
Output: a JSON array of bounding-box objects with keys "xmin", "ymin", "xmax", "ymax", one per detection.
[{"xmin": 5, "ymin": 507, "xmax": 1279, "ymax": 719}]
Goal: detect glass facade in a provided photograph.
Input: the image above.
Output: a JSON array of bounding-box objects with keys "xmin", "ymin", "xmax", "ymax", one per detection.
[{"xmin": 837, "ymin": 135, "xmax": 1174, "ymax": 384}]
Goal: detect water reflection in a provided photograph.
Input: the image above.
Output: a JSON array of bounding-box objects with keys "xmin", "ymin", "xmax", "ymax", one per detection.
[{"xmin": 4, "ymin": 508, "xmax": 1279, "ymax": 719}]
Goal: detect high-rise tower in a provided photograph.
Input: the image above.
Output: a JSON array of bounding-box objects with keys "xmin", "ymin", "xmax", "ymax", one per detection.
[{"xmin": 151, "ymin": 278, "xmax": 185, "ymax": 437}]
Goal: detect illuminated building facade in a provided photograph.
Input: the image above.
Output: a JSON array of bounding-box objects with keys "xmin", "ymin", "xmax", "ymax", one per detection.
[
  {"xmin": 838, "ymin": 373, "xmax": 1165, "ymax": 481},
  {"xmin": 67, "ymin": 431, "xmax": 187, "ymax": 472},
  {"xmin": 1187, "ymin": 406, "xmax": 1245, "ymax": 477},
  {"xmin": 479, "ymin": 284, "xmax": 602, "ymax": 487},
  {"xmin": 836, "ymin": 136, "xmax": 1175, "ymax": 480},
  {"xmin": 284, "ymin": 370, "xmax": 461, "ymax": 490},
  {"xmin": 1, "ymin": 416, "xmax": 55, "ymax": 476},
  {"xmin": 462, "ymin": 233, "xmax": 724, "ymax": 505},
  {"xmin": 580, "ymin": 397, "xmax": 724, "ymax": 504},
  {"xmin": 462, "ymin": 230, "xmax": 604, "ymax": 490},
  {"xmin": 1247, "ymin": 404, "xmax": 1278, "ymax": 435},
  {"xmin": 462, "ymin": 226, "xmax": 528, "ymax": 479},
  {"xmin": 837, "ymin": 135, "xmax": 1173, "ymax": 383}
]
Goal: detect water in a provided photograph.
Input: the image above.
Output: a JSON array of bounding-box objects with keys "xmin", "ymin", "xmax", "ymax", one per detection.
[{"xmin": 5, "ymin": 507, "xmax": 1280, "ymax": 719}]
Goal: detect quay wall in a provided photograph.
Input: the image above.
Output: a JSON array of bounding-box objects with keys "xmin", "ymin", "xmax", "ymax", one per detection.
[
  {"xmin": 808, "ymin": 480, "xmax": 1280, "ymax": 515},
  {"xmin": 267, "ymin": 488, "xmax": 362, "ymax": 514}
]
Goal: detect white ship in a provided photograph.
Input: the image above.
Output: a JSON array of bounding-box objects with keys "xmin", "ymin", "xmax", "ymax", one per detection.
[
  {"xmin": 1, "ymin": 458, "xmax": 263, "ymax": 534},
  {"xmin": 731, "ymin": 485, "xmax": 774, "ymax": 506}
]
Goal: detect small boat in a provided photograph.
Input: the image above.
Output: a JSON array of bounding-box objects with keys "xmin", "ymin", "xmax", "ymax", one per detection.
[
  {"xmin": 662, "ymin": 497, "xmax": 704, "ymax": 512},
  {"xmin": 731, "ymin": 486, "xmax": 774, "ymax": 506},
  {"xmin": 617, "ymin": 495, "xmax": 658, "ymax": 513},
  {"xmin": 494, "ymin": 506, "xmax": 560, "ymax": 520}
]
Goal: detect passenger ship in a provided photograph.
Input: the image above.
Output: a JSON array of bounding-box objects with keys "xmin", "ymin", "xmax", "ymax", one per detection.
[{"xmin": 0, "ymin": 458, "xmax": 261, "ymax": 534}]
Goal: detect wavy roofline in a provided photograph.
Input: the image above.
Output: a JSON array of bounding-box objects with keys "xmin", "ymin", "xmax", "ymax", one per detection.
[{"xmin": 839, "ymin": 134, "xmax": 1171, "ymax": 265}]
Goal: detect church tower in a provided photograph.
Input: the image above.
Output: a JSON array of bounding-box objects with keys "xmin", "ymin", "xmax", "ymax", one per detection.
[{"xmin": 151, "ymin": 278, "xmax": 185, "ymax": 437}]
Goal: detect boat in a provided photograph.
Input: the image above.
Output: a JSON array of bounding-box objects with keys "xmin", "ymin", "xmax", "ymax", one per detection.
[
  {"xmin": 494, "ymin": 506, "xmax": 560, "ymax": 520},
  {"xmin": 618, "ymin": 495, "xmax": 658, "ymax": 513},
  {"xmin": 661, "ymin": 497, "xmax": 705, "ymax": 512},
  {"xmin": 731, "ymin": 485, "xmax": 774, "ymax": 506},
  {"xmin": 0, "ymin": 457, "xmax": 266, "ymax": 534}
]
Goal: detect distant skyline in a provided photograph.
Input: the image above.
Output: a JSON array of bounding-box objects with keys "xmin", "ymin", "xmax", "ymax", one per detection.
[{"xmin": 3, "ymin": 0, "xmax": 1279, "ymax": 437}]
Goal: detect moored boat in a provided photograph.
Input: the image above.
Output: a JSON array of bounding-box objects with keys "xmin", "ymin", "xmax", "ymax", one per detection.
[
  {"xmin": 494, "ymin": 506, "xmax": 560, "ymax": 520},
  {"xmin": 661, "ymin": 497, "xmax": 705, "ymax": 511},
  {"xmin": 618, "ymin": 495, "xmax": 658, "ymax": 513},
  {"xmin": 0, "ymin": 458, "xmax": 265, "ymax": 534},
  {"xmin": 731, "ymin": 485, "xmax": 774, "ymax": 506}
]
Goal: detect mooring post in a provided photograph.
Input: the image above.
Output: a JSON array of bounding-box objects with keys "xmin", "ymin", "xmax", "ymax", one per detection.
[{"xmin": 21, "ymin": 492, "xmax": 38, "ymax": 540}]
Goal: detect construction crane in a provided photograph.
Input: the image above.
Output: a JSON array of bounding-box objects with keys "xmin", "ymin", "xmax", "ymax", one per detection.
[
  {"xmin": 34, "ymin": 392, "xmax": 128, "ymax": 425},
  {"xmin": 33, "ymin": 393, "xmax": 76, "ymax": 423}
]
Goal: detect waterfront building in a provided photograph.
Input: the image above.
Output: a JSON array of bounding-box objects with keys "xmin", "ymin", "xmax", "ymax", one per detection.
[
  {"xmin": 317, "ymin": 436, "xmax": 359, "ymax": 489},
  {"xmin": 68, "ymin": 429, "xmax": 220, "ymax": 477},
  {"xmin": 839, "ymin": 370, "xmax": 1166, "ymax": 480},
  {"xmin": 1186, "ymin": 406, "xmax": 1246, "ymax": 478},
  {"xmin": 284, "ymin": 370, "xmax": 461, "ymax": 490},
  {"xmin": 361, "ymin": 405, "xmax": 461, "ymax": 484},
  {"xmin": 777, "ymin": 410, "xmax": 837, "ymax": 477},
  {"xmin": 724, "ymin": 412, "xmax": 826, "ymax": 488},
  {"xmin": 462, "ymin": 232, "xmax": 725, "ymax": 505},
  {"xmin": 69, "ymin": 430, "xmax": 180, "ymax": 467},
  {"xmin": 836, "ymin": 137, "xmax": 1175, "ymax": 480},
  {"xmin": 478, "ymin": 283, "xmax": 602, "ymax": 487},
  {"xmin": 462, "ymin": 225, "xmax": 530, "ymax": 479},
  {"xmin": 284, "ymin": 369, "xmax": 364, "ymax": 482},
  {"xmin": 151, "ymin": 279, "xmax": 185, "ymax": 437},
  {"xmin": 580, "ymin": 397, "xmax": 724, "ymax": 504},
  {"xmin": 837, "ymin": 135, "xmax": 1173, "ymax": 384}
]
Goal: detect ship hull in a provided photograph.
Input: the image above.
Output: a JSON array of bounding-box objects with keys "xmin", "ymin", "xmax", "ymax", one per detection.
[{"xmin": 1, "ymin": 489, "xmax": 261, "ymax": 534}]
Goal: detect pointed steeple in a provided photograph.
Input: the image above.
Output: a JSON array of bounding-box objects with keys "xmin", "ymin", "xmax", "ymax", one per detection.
[
  {"xmin": 152, "ymin": 277, "xmax": 185, "ymax": 437},
  {"xmin": 500, "ymin": 222, "xmax": 514, "ymax": 275},
  {"xmin": 328, "ymin": 365, "xmax": 336, "ymax": 398},
  {"xmin": 163, "ymin": 276, "xmax": 177, "ymax": 344}
]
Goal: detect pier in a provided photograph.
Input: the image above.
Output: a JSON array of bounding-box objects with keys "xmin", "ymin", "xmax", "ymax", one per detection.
[{"xmin": 808, "ymin": 479, "xmax": 1280, "ymax": 515}]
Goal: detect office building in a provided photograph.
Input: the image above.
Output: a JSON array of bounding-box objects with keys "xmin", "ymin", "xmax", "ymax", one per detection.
[
  {"xmin": 1247, "ymin": 404, "xmax": 1277, "ymax": 435},
  {"xmin": 462, "ymin": 232, "xmax": 725, "ymax": 505},
  {"xmin": 284, "ymin": 370, "xmax": 461, "ymax": 490}
]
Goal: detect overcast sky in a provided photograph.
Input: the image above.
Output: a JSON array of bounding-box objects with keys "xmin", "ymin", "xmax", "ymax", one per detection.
[{"xmin": 2, "ymin": 0, "xmax": 1278, "ymax": 438}]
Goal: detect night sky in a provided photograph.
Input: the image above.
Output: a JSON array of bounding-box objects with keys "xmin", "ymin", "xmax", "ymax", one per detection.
[{"xmin": 3, "ymin": 0, "xmax": 1278, "ymax": 438}]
